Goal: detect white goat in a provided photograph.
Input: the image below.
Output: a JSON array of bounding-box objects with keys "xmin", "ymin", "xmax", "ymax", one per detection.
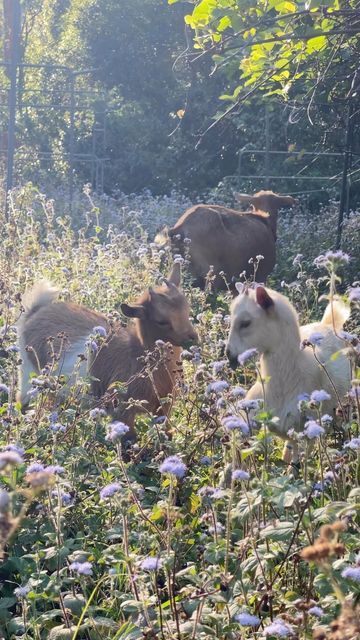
[{"xmin": 226, "ymin": 285, "xmax": 351, "ymax": 463}]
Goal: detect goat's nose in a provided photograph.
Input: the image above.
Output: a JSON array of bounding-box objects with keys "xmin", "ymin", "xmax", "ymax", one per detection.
[{"xmin": 188, "ymin": 329, "xmax": 198, "ymax": 344}]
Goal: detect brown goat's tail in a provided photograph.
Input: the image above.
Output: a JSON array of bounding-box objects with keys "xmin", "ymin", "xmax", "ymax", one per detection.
[
  {"xmin": 321, "ymin": 297, "xmax": 351, "ymax": 332},
  {"xmin": 19, "ymin": 281, "xmax": 59, "ymax": 326}
]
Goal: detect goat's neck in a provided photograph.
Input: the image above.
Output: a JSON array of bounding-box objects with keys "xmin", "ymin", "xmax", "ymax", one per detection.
[
  {"xmin": 267, "ymin": 210, "xmax": 278, "ymax": 239},
  {"xmin": 260, "ymin": 329, "xmax": 303, "ymax": 395}
]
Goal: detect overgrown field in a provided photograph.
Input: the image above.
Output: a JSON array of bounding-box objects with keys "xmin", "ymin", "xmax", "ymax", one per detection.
[{"xmin": 0, "ymin": 186, "xmax": 359, "ymax": 639}]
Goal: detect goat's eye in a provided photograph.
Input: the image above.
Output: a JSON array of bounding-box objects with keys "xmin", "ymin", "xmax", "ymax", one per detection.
[
  {"xmin": 239, "ymin": 319, "xmax": 251, "ymax": 329},
  {"xmin": 157, "ymin": 319, "xmax": 170, "ymax": 328}
]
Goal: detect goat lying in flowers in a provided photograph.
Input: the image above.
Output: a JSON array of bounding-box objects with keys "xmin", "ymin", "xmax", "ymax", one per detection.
[
  {"xmin": 17, "ymin": 263, "xmax": 197, "ymax": 440},
  {"xmin": 226, "ymin": 285, "xmax": 351, "ymax": 464}
]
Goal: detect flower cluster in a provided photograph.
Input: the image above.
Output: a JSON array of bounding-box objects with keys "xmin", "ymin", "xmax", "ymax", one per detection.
[
  {"xmin": 222, "ymin": 415, "xmax": 249, "ymax": 434},
  {"xmin": 105, "ymin": 421, "xmax": 130, "ymax": 443},
  {"xmin": 159, "ymin": 455, "xmax": 187, "ymax": 479}
]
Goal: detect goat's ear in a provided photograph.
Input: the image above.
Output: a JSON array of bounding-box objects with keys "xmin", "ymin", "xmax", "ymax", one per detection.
[
  {"xmin": 235, "ymin": 282, "xmax": 246, "ymax": 295},
  {"xmin": 255, "ymin": 286, "xmax": 274, "ymax": 310},
  {"xmin": 120, "ymin": 303, "xmax": 145, "ymax": 319},
  {"xmin": 234, "ymin": 192, "xmax": 256, "ymax": 204},
  {"xmin": 167, "ymin": 262, "xmax": 181, "ymax": 287}
]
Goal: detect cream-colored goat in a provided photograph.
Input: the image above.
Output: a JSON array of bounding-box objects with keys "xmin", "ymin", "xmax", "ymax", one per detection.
[{"xmin": 226, "ymin": 285, "xmax": 351, "ymax": 463}]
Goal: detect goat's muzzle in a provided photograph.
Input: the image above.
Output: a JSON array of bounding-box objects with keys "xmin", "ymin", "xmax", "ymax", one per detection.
[{"xmin": 226, "ymin": 348, "xmax": 238, "ymax": 370}]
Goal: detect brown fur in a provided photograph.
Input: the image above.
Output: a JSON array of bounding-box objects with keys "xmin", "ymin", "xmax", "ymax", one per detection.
[
  {"xmin": 164, "ymin": 191, "xmax": 296, "ymax": 290},
  {"xmin": 18, "ymin": 264, "xmax": 197, "ymax": 438}
]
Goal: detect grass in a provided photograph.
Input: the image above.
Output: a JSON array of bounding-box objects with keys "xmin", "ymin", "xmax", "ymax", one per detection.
[{"xmin": 0, "ymin": 184, "xmax": 359, "ymax": 640}]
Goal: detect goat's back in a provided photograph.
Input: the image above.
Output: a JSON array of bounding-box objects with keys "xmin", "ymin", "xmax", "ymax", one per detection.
[
  {"xmin": 21, "ymin": 300, "xmax": 109, "ymax": 370},
  {"xmin": 169, "ymin": 205, "xmax": 275, "ymax": 286}
]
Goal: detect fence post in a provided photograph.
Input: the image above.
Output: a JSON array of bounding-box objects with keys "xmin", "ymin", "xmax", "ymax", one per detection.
[
  {"xmin": 68, "ymin": 70, "xmax": 75, "ymax": 212},
  {"xmin": 336, "ymin": 101, "xmax": 354, "ymax": 249},
  {"xmin": 4, "ymin": 0, "xmax": 21, "ymax": 219},
  {"xmin": 265, "ymin": 104, "xmax": 270, "ymax": 189}
]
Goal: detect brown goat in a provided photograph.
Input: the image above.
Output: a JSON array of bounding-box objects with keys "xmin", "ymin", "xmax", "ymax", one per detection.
[
  {"xmin": 17, "ymin": 264, "xmax": 197, "ymax": 439},
  {"xmin": 158, "ymin": 191, "xmax": 295, "ymax": 290}
]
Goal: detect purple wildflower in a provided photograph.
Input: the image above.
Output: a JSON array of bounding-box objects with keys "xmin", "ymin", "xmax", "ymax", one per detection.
[
  {"xmin": 45, "ymin": 465, "xmax": 65, "ymax": 475},
  {"xmin": 86, "ymin": 340, "xmax": 98, "ymax": 353},
  {"xmin": 314, "ymin": 250, "xmax": 350, "ymax": 269},
  {"xmin": 344, "ymin": 437, "xmax": 360, "ymax": 450},
  {"xmin": 230, "ymin": 386, "xmax": 246, "ymax": 398},
  {"xmin": 92, "ymin": 325, "xmax": 107, "ymax": 337},
  {"xmin": 264, "ymin": 618, "xmax": 293, "ymax": 637},
  {"xmin": 0, "ymin": 450, "xmax": 23, "ymax": 469},
  {"xmin": 69, "ymin": 561, "xmax": 93, "ymax": 576},
  {"xmin": 200, "ymin": 456, "xmax": 212, "ymax": 465},
  {"xmin": 3, "ymin": 444, "xmax": 25, "ymax": 456},
  {"xmin": 237, "ymin": 398, "xmax": 260, "ymax": 411},
  {"xmin": 222, "ymin": 415, "xmax": 249, "ymax": 435},
  {"xmin": 310, "ymin": 389, "xmax": 331, "ymax": 403},
  {"xmin": 105, "ymin": 421, "xmax": 130, "ymax": 443},
  {"xmin": 7, "ymin": 344, "xmax": 19, "ymax": 352},
  {"xmin": 89, "ymin": 407, "xmax": 106, "ymax": 419},
  {"xmin": 235, "ymin": 612, "xmax": 260, "ymax": 627},
  {"xmin": 341, "ymin": 566, "xmax": 360, "ymax": 582},
  {"xmin": 60, "ymin": 492, "xmax": 73, "ymax": 506},
  {"xmin": 26, "ymin": 462, "xmax": 45, "ymax": 473},
  {"xmin": 141, "ymin": 556, "xmax": 162, "ymax": 571},
  {"xmin": 0, "ymin": 383, "xmax": 9, "ymax": 394},
  {"xmin": 298, "ymin": 393, "xmax": 310, "ymax": 403},
  {"xmin": 208, "ymin": 521, "xmax": 224, "ymax": 535},
  {"xmin": 50, "ymin": 422, "xmax": 66, "ymax": 433},
  {"xmin": 100, "ymin": 483, "xmax": 122, "ymax": 500},
  {"xmin": 308, "ymin": 606, "xmax": 323, "ymax": 617},
  {"xmin": 348, "ymin": 286, "xmax": 360, "ymax": 302},
  {"xmin": 232, "ymin": 469, "xmax": 250, "ymax": 481},
  {"xmin": 237, "ymin": 348, "xmax": 258, "ymax": 366},
  {"xmin": 212, "ymin": 360, "xmax": 227, "ymax": 374},
  {"xmin": 321, "ymin": 414, "xmax": 333, "ymax": 424},
  {"xmin": 27, "ymin": 388, "xmax": 39, "ymax": 399},
  {"xmin": 304, "ymin": 420, "xmax": 325, "ymax": 439},
  {"xmin": 14, "ymin": 585, "xmax": 30, "ymax": 599},
  {"xmin": 206, "ymin": 380, "xmax": 229, "ymax": 394},
  {"xmin": 306, "ymin": 332, "xmax": 324, "ymax": 346},
  {"xmin": 159, "ymin": 455, "xmax": 186, "ymax": 479}
]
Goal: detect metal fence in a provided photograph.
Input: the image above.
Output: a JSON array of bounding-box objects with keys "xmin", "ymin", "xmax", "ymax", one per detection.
[{"xmin": 1, "ymin": 0, "xmax": 358, "ymax": 248}]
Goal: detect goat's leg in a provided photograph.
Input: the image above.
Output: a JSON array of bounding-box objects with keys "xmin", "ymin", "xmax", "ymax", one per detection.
[
  {"xmin": 17, "ymin": 351, "xmax": 36, "ymax": 407},
  {"xmin": 283, "ymin": 439, "xmax": 299, "ymax": 464}
]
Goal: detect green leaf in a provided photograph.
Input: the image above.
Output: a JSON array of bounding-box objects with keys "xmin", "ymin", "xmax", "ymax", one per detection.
[
  {"xmin": 260, "ymin": 521, "xmax": 295, "ymax": 541},
  {"xmin": 306, "ymin": 35, "xmax": 328, "ymax": 53}
]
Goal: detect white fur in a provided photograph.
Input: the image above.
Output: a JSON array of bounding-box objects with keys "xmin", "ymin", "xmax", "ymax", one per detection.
[
  {"xmin": 226, "ymin": 288, "xmax": 351, "ymax": 462},
  {"xmin": 19, "ymin": 280, "xmax": 59, "ymax": 323},
  {"xmin": 17, "ymin": 335, "xmax": 88, "ymax": 405}
]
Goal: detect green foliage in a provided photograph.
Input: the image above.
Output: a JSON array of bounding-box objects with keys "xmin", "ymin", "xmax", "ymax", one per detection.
[{"xmin": 173, "ymin": 0, "xmax": 359, "ymax": 111}]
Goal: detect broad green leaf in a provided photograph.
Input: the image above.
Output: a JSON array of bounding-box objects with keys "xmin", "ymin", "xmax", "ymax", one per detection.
[
  {"xmin": 260, "ymin": 521, "xmax": 295, "ymax": 541},
  {"xmin": 306, "ymin": 35, "xmax": 328, "ymax": 53}
]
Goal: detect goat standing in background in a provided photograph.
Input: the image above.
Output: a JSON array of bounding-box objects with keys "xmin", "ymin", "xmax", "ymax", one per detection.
[
  {"xmin": 17, "ymin": 263, "xmax": 197, "ymax": 439},
  {"xmin": 226, "ymin": 285, "xmax": 351, "ymax": 464},
  {"xmin": 156, "ymin": 191, "xmax": 296, "ymax": 291}
]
